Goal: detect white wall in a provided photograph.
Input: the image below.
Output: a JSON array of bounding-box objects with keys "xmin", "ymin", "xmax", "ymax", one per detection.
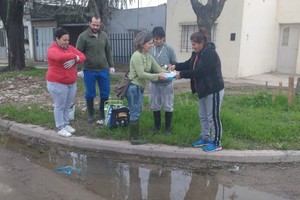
[
  {"xmin": 213, "ymin": 0, "xmax": 244, "ymax": 78},
  {"xmin": 0, "ymin": 21, "xmax": 7, "ymax": 59},
  {"xmin": 166, "ymin": 0, "xmax": 244, "ymax": 78},
  {"xmin": 238, "ymin": 0, "xmax": 278, "ymax": 77},
  {"xmin": 277, "ymin": 0, "xmax": 300, "ymax": 23},
  {"xmin": 166, "ymin": 0, "xmax": 196, "ymax": 61},
  {"xmin": 0, "ymin": 19, "xmax": 35, "ymax": 60},
  {"xmin": 277, "ymin": 0, "xmax": 300, "ymax": 74},
  {"xmin": 24, "ymin": 19, "xmax": 34, "ymax": 60}
]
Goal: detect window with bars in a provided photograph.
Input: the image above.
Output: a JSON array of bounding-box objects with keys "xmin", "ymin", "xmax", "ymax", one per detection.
[
  {"xmin": 180, "ymin": 24, "xmax": 217, "ymax": 52},
  {"xmin": 24, "ymin": 26, "xmax": 29, "ymax": 43},
  {"xmin": 282, "ymin": 27, "xmax": 289, "ymax": 46},
  {"xmin": 0, "ymin": 30, "xmax": 5, "ymax": 47},
  {"xmin": 34, "ymin": 29, "xmax": 39, "ymax": 46}
]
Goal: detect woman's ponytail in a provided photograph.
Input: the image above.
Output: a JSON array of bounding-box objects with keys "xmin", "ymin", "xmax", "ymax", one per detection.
[
  {"xmin": 198, "ymin": 27, "xmax": 210, "ymax": 43},
  {"xmin": 190, "ymin": 26, "xmax": 210, "ymax": 46}
]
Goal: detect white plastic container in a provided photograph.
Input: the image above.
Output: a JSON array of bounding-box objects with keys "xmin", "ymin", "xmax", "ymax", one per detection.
[{"xmin": 69, "ymin": 103, "xmax": 75, "ymax": 120}]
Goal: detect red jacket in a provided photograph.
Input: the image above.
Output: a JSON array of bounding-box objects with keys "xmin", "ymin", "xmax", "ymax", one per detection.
[{"xmin": 46, "ymin": 42, "xmax": 86, "ymax": 84}]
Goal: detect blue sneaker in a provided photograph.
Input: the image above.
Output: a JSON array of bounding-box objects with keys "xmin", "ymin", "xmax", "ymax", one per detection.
[
  {"xmin": 203, "ymin": 144, "xmax": 222, "ymax": 152},
  {"xmin": 192, "ymin": 139, "xmax": 210, "ymax": 147}
]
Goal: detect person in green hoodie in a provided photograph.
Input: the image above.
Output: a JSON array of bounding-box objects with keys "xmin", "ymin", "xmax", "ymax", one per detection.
[{"xmin": 126, "ymin": 31, "xmax": 167, "ymax": 145}]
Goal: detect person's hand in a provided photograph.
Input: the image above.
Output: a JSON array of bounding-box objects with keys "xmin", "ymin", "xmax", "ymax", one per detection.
[
  {"xmin": 77, "ymin": 71, "xmax": 84, "ymax": 78},
  {"xmin": 109, "ymin": 68, "xmax": 115, "ymax": 74},
  {"xmin": 75, "ymin": 55, "xmax": 80, "ymax": 63},
  {"xmin": 168, "ymin": 65, "xmax": 176, "ymax": 72},
  {"xmin": 158, "ymin": 72, "xmax": 167, "ymax": 81},
  {"xmin": 63, "ymin": 59, "xmax": 76, "ymax": 69},
  {"xmin": 175, "ymin": 72, "xmax": 181, "ymax": 79}
]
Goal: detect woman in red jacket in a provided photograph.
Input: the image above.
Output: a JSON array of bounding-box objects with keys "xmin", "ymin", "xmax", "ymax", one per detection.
[{"xmin": 46, "ymin": 28, "xmax": 86, "ymax": 137}]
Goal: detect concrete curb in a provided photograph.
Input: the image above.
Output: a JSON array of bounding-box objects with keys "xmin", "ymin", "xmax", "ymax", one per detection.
[{"xmin": 1, "ymin": 119, "xmax": 300, "ymax": 163}]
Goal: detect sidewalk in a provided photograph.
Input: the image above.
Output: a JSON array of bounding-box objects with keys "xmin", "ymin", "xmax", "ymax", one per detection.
[
  {"xmin": 1, "ymin": 119, "xmax": 300, "ymax": 164},
  {"xmin": 2, "ymin": 58, "xmax": 298, "ymax": 88},
  {"xmin": 171, "ymin": 72, "xmax": 300, "ymax": 89},
  {"xmin": 224, "ymin": 73, "xmax": 300, "ymax": 87},
  {"xmin": 0, "ymin": 58, "xmax": 8, "ymax": 67}
]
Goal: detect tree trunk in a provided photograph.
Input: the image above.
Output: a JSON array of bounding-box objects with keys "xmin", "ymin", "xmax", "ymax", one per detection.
[
  {"xmin": 190, "ymin": 0, "xmax": 227, "ymax": 38},
  {"xmin": 88, "ymin": 0, "xmax": 100, "ymax": 17},
  {"xmin": 98, "ymin": 0, "xmax": 109, "ymax": 32},
  {"xmin": 7, "ymin": 3, "xmax": 25, "ymax": 71},
  {"xmin": 0, "ymin": 0, "xmax": 26, "ymax": 71}
]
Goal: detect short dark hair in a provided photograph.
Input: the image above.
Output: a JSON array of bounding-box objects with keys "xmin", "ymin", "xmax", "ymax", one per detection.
[
  {"xmin": 89, "ymin": 16, "xmax": 101, "ymax": 22},
  {"xmin": 133, "ymin": 31, "xmax": 153, "ymax": 51},
  {"xmin": 54, "ymin": 27, "xmax": 69, "ymax": 39},
  {"xmin": 152, "ymin": 26, "xmax": 165, "ymax": 38}
]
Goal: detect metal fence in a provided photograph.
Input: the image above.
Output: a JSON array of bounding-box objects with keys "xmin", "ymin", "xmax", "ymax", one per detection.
[{"xmin": 109, "ymin": 33, "xmax": 135, "ymax": 64}]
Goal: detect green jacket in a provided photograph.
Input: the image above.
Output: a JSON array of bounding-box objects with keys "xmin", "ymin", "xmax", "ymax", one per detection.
[
  {"xmin": 129, "ymin": 51, "xmax": 166, "ymax": 89},
  {"xmin": 76, "ymin": 29, "xmax": 114, "ymax": 70}
]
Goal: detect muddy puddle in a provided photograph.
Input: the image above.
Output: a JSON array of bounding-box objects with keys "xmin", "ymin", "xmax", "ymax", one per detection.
[{"xmin": 0, "ymin": 132, "xmax": 298, "ymax": 200}]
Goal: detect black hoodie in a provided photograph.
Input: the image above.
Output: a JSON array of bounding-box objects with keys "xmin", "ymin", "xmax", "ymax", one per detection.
[{"xmin": 175, "ymin": 42, "xmax": 224, "ymax": 98}]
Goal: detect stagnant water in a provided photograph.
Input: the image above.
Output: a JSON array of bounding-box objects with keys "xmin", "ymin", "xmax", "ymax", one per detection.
[{"xmin": 0, "ymin": 133, "xmax": 290, "ymax": 200}]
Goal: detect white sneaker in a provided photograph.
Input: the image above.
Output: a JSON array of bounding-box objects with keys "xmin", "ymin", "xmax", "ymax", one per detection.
[
  {"xmin": 58, "ymin": 129, "xmax": 72, "ymax": 137},
  {"xmin": 64, "ymin": 125, "xmax": 76, "ymax": 134}
]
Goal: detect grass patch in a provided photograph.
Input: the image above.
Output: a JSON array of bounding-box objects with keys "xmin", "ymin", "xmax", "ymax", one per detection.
[
  {"xmin": 222, "ymin": 93, "xmax": 300, "ymax": 149},
  {"xmin": 0, "ymin": 103, "xmax": 55, "ymax": 129},
  {"xmin": 1, "ymin": 69, "xmax": 300, "ymax": 150},
  {"xmin": 0, "ymin": 68, "xmax": 46, "ymax": 81}
]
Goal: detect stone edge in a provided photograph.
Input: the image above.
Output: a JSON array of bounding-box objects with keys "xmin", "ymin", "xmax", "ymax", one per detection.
[{"xmin": 1, "ymin": 119, "xmax": 300, "ymax": 163}]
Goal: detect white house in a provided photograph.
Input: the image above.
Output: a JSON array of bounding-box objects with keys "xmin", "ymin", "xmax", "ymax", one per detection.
[
  {"xmin": 0, "ymin": 21, "xmax": 7, "ymax": 59},
  {"xmin": 166, "ymin": 0, "xmax": 300, "ymax": 78}
]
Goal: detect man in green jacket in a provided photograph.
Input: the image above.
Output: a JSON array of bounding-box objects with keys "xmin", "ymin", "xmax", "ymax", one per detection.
[{"xmin": 76, "ymin": 16, "xmax": 115, "ymax": 124}]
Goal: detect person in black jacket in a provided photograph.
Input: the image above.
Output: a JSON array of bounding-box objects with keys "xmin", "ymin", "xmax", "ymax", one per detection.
[{"xmin": 169, "ymin": 28, "xmax": 224, "ymax": 152}]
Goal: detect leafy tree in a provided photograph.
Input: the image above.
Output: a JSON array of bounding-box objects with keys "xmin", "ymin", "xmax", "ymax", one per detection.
[
  {"xmin": 0, "ymin": 0, "xmax": 133, "ymax": 71},
  {"xmin": 190, "ymin": 0, "xmax": 227, "ymax": 36},
  {"xmin": 0, "ymin": 0, "xmax": 26, "ymax": 71}
]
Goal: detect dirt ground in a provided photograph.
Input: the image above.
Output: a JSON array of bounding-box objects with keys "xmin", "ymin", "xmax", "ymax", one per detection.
[
  {"xmin": 1, "ymin": 71, "xmax": 299, "ymax": 200},
  {"xmin": 218, "ymin": 162, "xmax": 300, "ymax": 200},
  {"xmin": 0, "ymin": 71, "xmax": 270, "ymax": 138},
  {"xmin": 0, "ymin": 148, "xmax": 105, "ymax": 200},
  {"xmin": 0, "ymin": 71, "xmax": 282, "ymax": 136},
  {"xmin": 0, "ymin": 71, "xmax": 269, "ymax": 110},
  {"xmin": 0, "ymin": 70, "xmax": 270, "ymax": 106},
  {"xmin": 0, "ymin": 134, "xmax": 300, "ymax": 200}
]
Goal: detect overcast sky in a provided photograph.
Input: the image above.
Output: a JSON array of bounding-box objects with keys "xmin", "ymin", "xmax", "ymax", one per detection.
[{"xmin": 127, "ymin": 0, "xmax": 167, "ymax": 8}]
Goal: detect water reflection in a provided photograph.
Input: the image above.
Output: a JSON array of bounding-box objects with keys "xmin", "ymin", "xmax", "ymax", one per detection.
[
  {"xmin": 0, "ymin": 135, "xmax": 288, "ymax": 200},
  {"xmin": 114, "ymin": 163, "xmax": 130, "ymax": 199},
  {"xmin": 170, "ymin": 169, "xmax": 192, "ymax": 199},
  {"xmin": 55, "ymin": 150, "xmax": 88, "ymax": 176},
  {"xmin": 185, "ymin": 171, "xmax": 218, "ymax": 199},
  {"xmin": 52, "ymin": 150, "xmax": 286, "ymax": 200}
]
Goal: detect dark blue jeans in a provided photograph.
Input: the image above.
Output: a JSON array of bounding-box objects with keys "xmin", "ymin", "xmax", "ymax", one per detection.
[{"xmin": 83, "ymin": 69, "xmax": 110, "ymax": 100}]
